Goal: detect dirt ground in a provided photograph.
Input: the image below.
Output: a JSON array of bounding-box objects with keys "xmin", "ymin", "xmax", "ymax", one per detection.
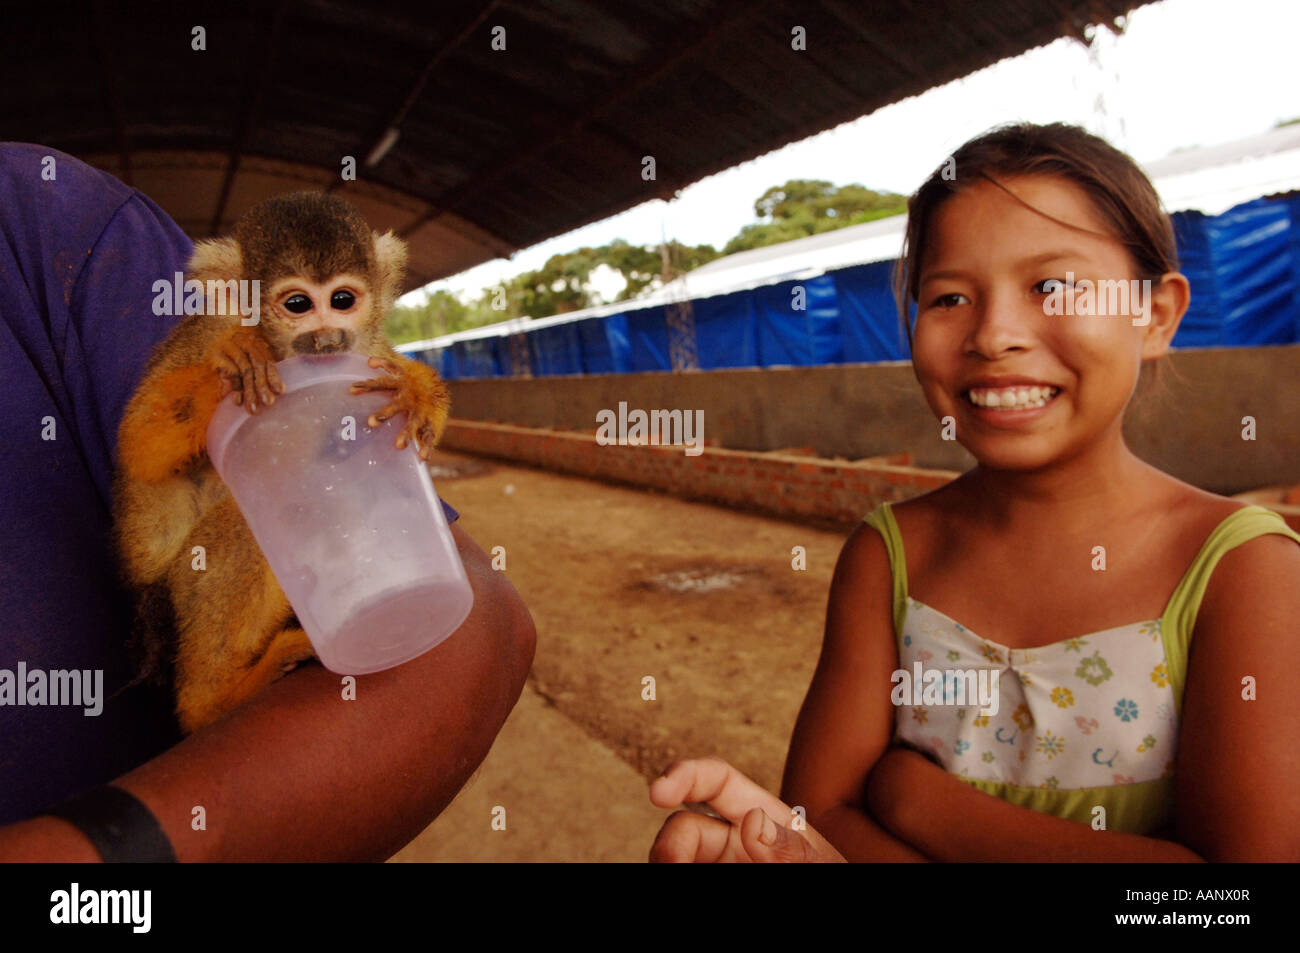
[{"xmin": 390, "ymin": 447, "xmax": 853, "ymax": 861}]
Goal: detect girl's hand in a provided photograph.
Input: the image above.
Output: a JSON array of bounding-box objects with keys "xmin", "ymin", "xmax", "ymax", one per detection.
[{"xmin": 648, "ymin": 757, "xmax": 847, "ymax": 863}]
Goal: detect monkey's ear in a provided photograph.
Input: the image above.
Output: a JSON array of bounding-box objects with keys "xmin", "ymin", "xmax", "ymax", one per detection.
[
  {"xmin": 187, "ymin": 237, "xmax": 242, "ymax": 282},
  {"xmin": 373, "ymin": 230, "xmax": 408, "ymax": 310}
]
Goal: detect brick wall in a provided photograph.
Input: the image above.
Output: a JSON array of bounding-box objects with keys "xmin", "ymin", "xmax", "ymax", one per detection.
[
  {"xmin": 440, "ymin": 419, "xmax": 1300, "ymax": 532},
  {"xmin": 440, "ymin": 419, "xmax": 960, "ymax": 524}
]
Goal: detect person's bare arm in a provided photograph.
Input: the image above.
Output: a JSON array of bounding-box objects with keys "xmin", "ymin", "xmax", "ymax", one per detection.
[
  {"xmin": 1175, "ymin": 532, "xmax": 1300, "ymax": 860},
  {"xmin": 866, "ymin": 747, "xmax": 1201, "ymax": 861},
  {"xmin": 0, "ymin": 522, "xmax": 536, "ymax": 862},
  {"xmin": 779, "ymin": 522, "xmax": 928, "ymax": 861}
]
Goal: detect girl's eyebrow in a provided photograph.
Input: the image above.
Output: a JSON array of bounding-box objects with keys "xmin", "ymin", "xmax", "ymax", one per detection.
[
  {"xmin": 919, "ymin": 249, "xmax": 1091, "ymax": 285},
  {"xmin": 917, "ymin": 267, "xmax": 970, "ymax": 285},
  {"xmin": 1020, "ymin": 249, "xmax": 1089, "ymax": 267}
]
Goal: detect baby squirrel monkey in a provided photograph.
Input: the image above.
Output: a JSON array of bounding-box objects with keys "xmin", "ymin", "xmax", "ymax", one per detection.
[{"xmin": 113, "ymin": 192, "xmax": 451, "ymax": 734}]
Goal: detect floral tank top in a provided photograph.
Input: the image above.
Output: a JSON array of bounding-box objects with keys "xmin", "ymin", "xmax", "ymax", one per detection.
[{"xmin": 864, "ymin": 502, "xmax": 1300, "ymax": 835}]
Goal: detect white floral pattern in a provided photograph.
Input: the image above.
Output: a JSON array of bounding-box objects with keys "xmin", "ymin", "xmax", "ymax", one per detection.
[{"xmin": 893, "ymin": 598, "xmax": 1178, "ymax": 789}]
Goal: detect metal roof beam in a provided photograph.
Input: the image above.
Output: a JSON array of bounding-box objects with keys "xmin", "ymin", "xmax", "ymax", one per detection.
[
  {"xmin": 209, "ymin": 0, "xmax": 292, "ymax": 236},
  {"xmin": 819, "ymin": 0, "xmax": 926, "ymax": 81},
  {"xmin": 330, "ymin": 0, "xmax": 503, "ymax": 194}
]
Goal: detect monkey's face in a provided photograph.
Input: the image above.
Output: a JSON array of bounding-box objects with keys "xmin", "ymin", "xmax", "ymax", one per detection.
[{"xmin": 260, "ymin": 273, "xmax": 378, "ymax": 358}]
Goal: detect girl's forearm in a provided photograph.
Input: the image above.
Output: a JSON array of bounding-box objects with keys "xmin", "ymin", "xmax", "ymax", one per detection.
[
  {"xmin": 882, "ymin": 755, "xmax": 1203, "ymax": 862},
  {"xmin": 813, "ymin": 802, "xmax": 930, "ymax": 861}
]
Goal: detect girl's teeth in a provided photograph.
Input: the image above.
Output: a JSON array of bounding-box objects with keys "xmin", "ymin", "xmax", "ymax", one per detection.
[{"xmin": 967, "ymin": 386, "xmax": 1058, "ymax": 409}]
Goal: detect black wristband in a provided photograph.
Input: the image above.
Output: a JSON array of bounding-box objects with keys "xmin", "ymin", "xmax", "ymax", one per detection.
[{"xmin": 43, "ymin": 785, "xmax": 177, "ymax": 863}]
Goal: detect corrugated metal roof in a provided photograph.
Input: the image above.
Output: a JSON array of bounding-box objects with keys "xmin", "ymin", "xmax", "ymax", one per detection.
[{"xmin": 5, "ymin": 0, "xmax": 1146, "ymax": 290}]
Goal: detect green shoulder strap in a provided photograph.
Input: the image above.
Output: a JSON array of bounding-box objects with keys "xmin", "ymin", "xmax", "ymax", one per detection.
[
  {"xmin": 1162, "ymin": 504, "xmax": 1300, "ymax": 707},
  {"xmin": 862, "ymin": 501, "xmax": 909, "ymax": 641}
]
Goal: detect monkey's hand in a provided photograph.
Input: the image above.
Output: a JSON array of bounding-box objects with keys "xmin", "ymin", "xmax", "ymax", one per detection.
[
  {"xmin": 348, "ymin": 355, "xmax": 451, "ymax": 461},
  {"xmin": 209, "ymin": 326, "xmax": 285, "ymax": 414}
]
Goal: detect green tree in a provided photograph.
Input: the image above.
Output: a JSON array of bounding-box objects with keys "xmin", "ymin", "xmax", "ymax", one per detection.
[
  {"xmin": 500, "ymin": 239, "xmax": 721, "ymax": 320},
  {"xmin": 386, "ymin": 289, "xmax": 477, "ymax": 344},
  {"xmin": 389, "ymin": 178, "xmax": 904, "ymax": 341},
  {"xmin": 725, "ymin": 179, "xmax": 907, "ymax": 254}
]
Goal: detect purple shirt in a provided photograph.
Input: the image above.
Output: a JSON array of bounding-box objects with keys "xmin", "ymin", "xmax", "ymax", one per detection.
[{"xmin": 0, "ymin": 143, "xmax": 456, "ymax": 825}]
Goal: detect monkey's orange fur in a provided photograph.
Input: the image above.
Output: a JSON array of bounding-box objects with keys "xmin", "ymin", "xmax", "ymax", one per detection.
[
  {"xmin": 118, "ymin": 365, "xmax": 224, "ymax": 484},
  {"xmin": 113, "ymin": 192, "xmax": 450, "ymax": 734}
]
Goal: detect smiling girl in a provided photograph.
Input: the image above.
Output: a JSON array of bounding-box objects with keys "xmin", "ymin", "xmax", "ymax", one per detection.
[{"xmin": 650, "ymin": 122, "xmax": 1300, "ymax": 862}]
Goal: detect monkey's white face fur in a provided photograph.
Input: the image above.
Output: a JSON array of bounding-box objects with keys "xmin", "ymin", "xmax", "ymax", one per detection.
[{"xmin": 263, "ymin": 272, "xmax": 375, "ymax": 357}]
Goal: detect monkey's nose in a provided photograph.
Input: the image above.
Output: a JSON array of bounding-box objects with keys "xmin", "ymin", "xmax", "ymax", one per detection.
[{"xmin": 312, "ymin": 327, "xmax": 345, "ymax": 351}]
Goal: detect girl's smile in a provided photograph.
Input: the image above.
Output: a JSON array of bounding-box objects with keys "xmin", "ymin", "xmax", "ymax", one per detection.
[{"xmin": 962, "ymin": 378, "xmax": 1062, "ymax": 425}]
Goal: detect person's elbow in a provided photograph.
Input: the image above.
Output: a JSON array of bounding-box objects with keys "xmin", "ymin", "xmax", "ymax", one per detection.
[
  {"xmin": 490, "ymin": 567, "xmax": 537, "ymax": 698},
  {"xmin": 453, "ymin": 524, "xmax": 537, "ymax": 709}
]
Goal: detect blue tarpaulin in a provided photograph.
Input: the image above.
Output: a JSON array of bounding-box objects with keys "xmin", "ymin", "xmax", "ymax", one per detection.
[
  {"xmin": 1207, "ymin": 198, "xmax": 1295, "ymax": 346},
  {"xmin": 1169, "ymin": 199, "xmax": 1296, "ymax": 347},
  {"xmin": 693, "ymin": 290, "xmax": 758, "ymax": 369},
  {"xmin": 1287, "ymin": 195, "xmax": 1300, "ymax": 338},
  {"xmin": 754, "ymin": 274, "xmax": 842, "ymax": 366},
  {"xmin": 451, "ymin": 337, "xmax": 501, "ymax": 379},
  {"xmin": 529, "ymin": 321, "xmax": 584, "ymax": 376},
  {"xmin": 420, "ymin": 193, "xmax": 1300, "ymax": 379},
  {"xmin": 573, "ymin": 314, "xmax": 620, "ymax": 374},
  {"xmin": 1168, "ymin": 211, "xmax": 1220, "ymax": 347},
  {"xmin": 834, "ymin": 261, "xmax": 908, "ymax": 362},
  {"xmin": 625, "ymin": 306, "xmax": 672, "ymax": 373}
]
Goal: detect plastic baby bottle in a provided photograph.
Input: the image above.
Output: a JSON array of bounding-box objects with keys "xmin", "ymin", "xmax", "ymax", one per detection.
[{"xmin": 206, "ymin": 352, "xmax": 473, "ymax": 674}]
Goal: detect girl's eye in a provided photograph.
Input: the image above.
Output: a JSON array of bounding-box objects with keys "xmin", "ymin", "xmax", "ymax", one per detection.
[
  {"xmin": 331, "ymin": 289, "xmax": 356, "ymax": 310},
  {"xmin": 1034, "ymin": 278, "xmax": 1072, "ymax": 295},
  {"xmin": 931, "ymin": 293, "xmax": 969, "ymax": 309},
  {"xmin": 283, "ymin": 294, "xmax": 312, "ymax": 314}
]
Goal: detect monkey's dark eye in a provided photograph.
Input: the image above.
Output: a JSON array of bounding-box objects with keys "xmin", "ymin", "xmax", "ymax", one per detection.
[
  {"xmin": 284, "ymin": 294, "xmax": 312, "ymax": 314},
  {"xmin": 331, "ymin": 290, "xmax": 356, "ymax": 310}
]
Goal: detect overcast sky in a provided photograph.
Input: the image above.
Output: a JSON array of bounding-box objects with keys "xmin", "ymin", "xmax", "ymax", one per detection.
[{"xmin": 405, "ymin": 0, "xmax": 1300, "ymax": 305}]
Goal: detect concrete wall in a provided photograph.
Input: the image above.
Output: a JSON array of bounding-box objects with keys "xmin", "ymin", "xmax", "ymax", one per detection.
[{"xmin": 445, "ymin": 344, "xmax": 1300, "ymax": 494}]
